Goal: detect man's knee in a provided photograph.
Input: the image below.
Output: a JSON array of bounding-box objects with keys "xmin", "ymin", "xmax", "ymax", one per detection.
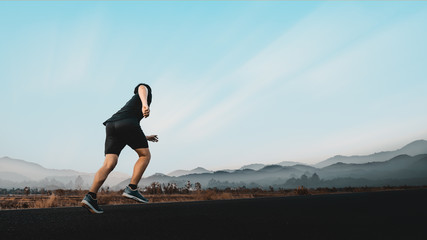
[
  {"xmin": 135, "ymin": 148, "xmax": 151, "ymax": 159},
  {"xmin": 104, "ymin": 154, "xmax": 118, "ymax": 171}
]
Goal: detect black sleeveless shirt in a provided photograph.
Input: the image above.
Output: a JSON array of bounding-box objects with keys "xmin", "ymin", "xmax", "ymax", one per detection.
[{"xmin": 103, "ymin": 83, "xmax": 152, "ymax": 126}]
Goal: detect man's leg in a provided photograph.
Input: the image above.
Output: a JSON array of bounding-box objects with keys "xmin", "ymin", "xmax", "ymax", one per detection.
[
  {"xmin": 130, "ymin": 148, "xmax": 151, "ymax": 186},
  {"xmin": 122, "ymin": 148, "xmax": 150, "ymax": 203},
  {"xmin": 89, "ymin": 154, "xmax": 118, "ymax": 193},
  {"xmin": 82, "ymin": 154, "xmax": 118, "ymax": 213}
]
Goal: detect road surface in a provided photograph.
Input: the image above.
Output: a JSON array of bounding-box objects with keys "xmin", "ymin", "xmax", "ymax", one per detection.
[{"xmin": 1, "ymin": 189, "xmax": 426, "ymax": 239}]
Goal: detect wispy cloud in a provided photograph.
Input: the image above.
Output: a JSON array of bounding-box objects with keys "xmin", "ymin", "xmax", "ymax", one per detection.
[{"xmin": 173, "ymin": 4, "xmax": 383, "ymax": 141}]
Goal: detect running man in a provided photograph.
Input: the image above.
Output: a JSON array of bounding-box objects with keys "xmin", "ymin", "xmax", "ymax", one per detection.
[{"xmin": 81, "ymin": 83, "xmax": 158, "ymax": 214}]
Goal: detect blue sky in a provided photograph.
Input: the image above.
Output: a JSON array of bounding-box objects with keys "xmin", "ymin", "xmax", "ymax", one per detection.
[{"xmin": 1, "ymin": 1, "xmax": 427, "ymax": 177}]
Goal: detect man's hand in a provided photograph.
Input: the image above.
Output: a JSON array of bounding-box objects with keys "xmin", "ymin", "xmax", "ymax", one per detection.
[
  {"xmin": 146, "ymin": 135, "xmax": 158, "ymax": 142},
  {"xmin": 142, "ymin": 105, "xmax": 150, "ymax": 118}
]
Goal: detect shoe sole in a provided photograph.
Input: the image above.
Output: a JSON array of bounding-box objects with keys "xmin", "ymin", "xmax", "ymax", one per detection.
[
  {"xmin": 81, "ymin": 200, "xmax": 104, "ymax": 214},
  {"xmin": 122, "ymin": 192, "xmax": 149, "ymax": 203}
]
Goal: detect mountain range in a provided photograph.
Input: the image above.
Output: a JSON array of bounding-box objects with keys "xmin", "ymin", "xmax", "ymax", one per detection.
[
  {"xmin": 110, "ymin": 140, "xmax": 427, "ymax": 190},
  {"xmin": 1, "ymin": 139, "xmax": 426, "ymax": 190},
  {"xmin": 120, "ymin": 153, "xmax": 427, "ymax": 190},
  {"xmin": 0, "ymin": 157, "xmax": 130, "ymax": 190},
  {"xmin": 314, "ymin": 139, "xmax": 427, "ymax": 168},
  {"xmin": 167, "ymin": 167, "xmax": 212, "ymax": 177}
]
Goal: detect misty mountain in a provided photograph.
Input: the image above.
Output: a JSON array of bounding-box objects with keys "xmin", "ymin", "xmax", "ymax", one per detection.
[
  {"xmin": 0, "ymin": 172, "xmax": 32, "ymax": 182},
  {"xmin": 276, "ymin": 154, "xmax": 427, "ymax": 189},
  {"xmin": 318, "ymin": 154, "xmax": 427, "ymax": 180},
  {"xmin": 240, "ymin": 164, "xmax": 266, "ymax": 171},
  {"xmin": 114, "ymin": 153, "xmax": 427, "ymax": 190},
  {"xmin": 277, "ymin": 161, "xmax": 307, "ymax": 167},
  {"xmin": 114, "ymin": 163, "xmax": 318, "ymax": 190},
  {"xmin": 0, "ymin": 157, "xmax": 130, "ymax": 189},
  {"xmin": 240, "ymin": 161, "xmax": 306, "ymax": 171},
  {"xmin": 167, "ymin": 167, "xmax": 212, "ymax": 177},
  {"xmin": 0, "ymin": 157, "xmax": 80, "ymax": 180},
  {"xmin": 3, "ymin": 139, "xmax": 427, "ymax": 190},
  {"xmin": 314, "ymin": 140, "xmax": 427, "ymax": 168}
]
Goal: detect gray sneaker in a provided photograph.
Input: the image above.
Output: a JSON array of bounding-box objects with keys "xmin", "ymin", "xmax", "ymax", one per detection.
[
  {"xmin": 81, "ymin": 194, "xmax": 104, "ymax": 214},
  {"xmin": 122, "ymin": 186, "xmax": 149, "ymax": 203}
]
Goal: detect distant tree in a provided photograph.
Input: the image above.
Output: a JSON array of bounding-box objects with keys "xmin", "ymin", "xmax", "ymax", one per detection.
[
  {"xmin": 207, "ymin": 179, "xmax": 219, "ymax": 188},
  {"xmin": 100, "ymin": 187, "xmax": 110, "ymax": 193},
  {"xmin": 66, "ymin": 180, "xmax": 74, "ymax": 189},
  {"xmin": 311, "ymin": 173, "xmax": 320, "ymax": 181},
  {"xmin": 295, "ymin": 186, "xmax": 309, "ymax": 195},
  {"xmin": 185, "ymin": 181, "xmax": 192, "ymax": 191},
  {"xmin": 164, "ymin": 182, "xmax": 179, "ymax": 194},
  {"xmin": 148, "ymin": 182, "xmax": 163, "ymax": 194},
  {"xmin": 194, "ymin": 182, "xmax": 202, "ymax": 191},
  {"xmin": 301, "ymin": 174, "xmax": 308, "ymax": 182},
  {"xmin": 24, "ymin": 187, "xmax": 30, "ymax": 195},
  {"xmin": 74, "ymin": 175, "xmax": 84, "ymax": 190},
  {"xmin": 296, "ymin": 174, "xmax": 307, "ymax": 187},
  {"xmin": 310, "ymin": 173, "xmax": 321, "ymax": 187}
]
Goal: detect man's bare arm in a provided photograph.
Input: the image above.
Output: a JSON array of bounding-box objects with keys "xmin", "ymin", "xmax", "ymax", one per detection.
[{"xmin": 138, "ymin": 85, "xmax": 150, "ymax": 118}]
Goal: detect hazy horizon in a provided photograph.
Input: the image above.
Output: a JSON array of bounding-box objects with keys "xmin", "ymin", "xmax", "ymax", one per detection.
[
  {"xmin": 1, "ymin": 138, "xmax": 426, "ymax": 175},
  {"xmin": 1, "ymin": 1, "xmax": 427, "ymax": 177}
]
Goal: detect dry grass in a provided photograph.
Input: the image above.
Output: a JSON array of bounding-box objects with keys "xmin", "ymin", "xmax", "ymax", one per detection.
[
  {"xmin": 0, "ymin": 191, "xmax": 252, "ymax": 210},
  {"xmin": 1, "ymin": 185, "xmax": 426, "ymax": 210}
]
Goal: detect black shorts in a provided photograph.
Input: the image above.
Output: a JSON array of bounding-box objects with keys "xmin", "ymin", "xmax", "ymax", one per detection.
[{"xmin": 104, "ymin": 118, "xmax": 148, "ymax": 155}]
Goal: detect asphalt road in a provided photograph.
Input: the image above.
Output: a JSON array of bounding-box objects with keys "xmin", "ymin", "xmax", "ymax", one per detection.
[{"xmin": 1, "ymin": 189, "xmax": 426, "ymax": 240}]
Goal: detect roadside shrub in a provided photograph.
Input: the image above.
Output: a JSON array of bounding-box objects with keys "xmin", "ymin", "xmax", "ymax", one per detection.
[{"xmin": 295, "ymin": 186, "xmax": 309, "ymax": 195}]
